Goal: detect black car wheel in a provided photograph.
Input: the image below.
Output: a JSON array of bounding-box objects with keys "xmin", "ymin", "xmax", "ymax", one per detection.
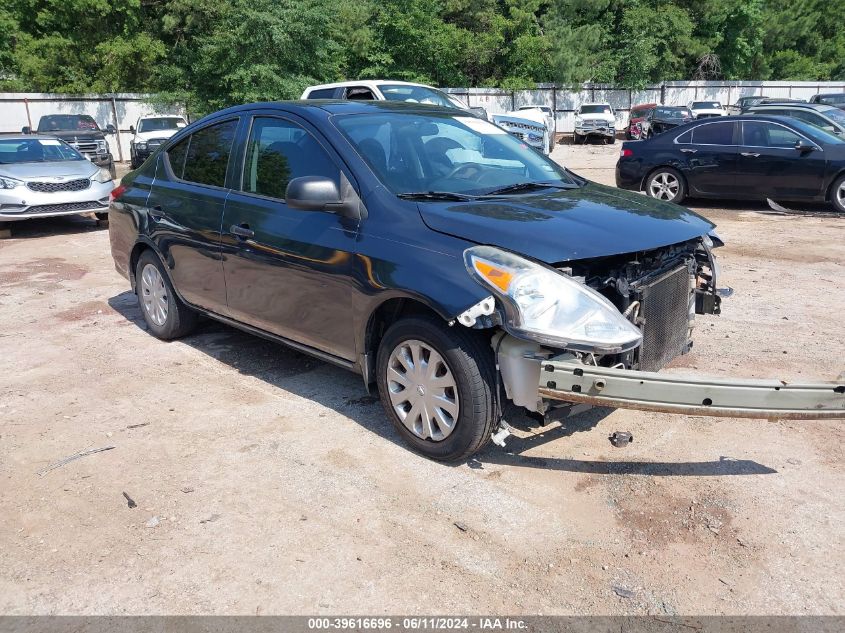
[
  {"xmin": 646, "ymin": 168, "xmax": 686, "ymax": 203},
  {"xmin": 376, "ymin": 315, "xmax": 496, "ymax": 462},
  {"xmin": 573, "ymin": 132, "xmax": 582, "ymax": 144},
  {"xmin": 831, "ymin": 173, "xmax": 845, "ymax": 213},
  {"xmin": 95, "ymin": 212, "xmax": 109, "ymax": 227},
  {"xmin": 135, "ymin": 250, "xmax": 197, "ymax": 340}
]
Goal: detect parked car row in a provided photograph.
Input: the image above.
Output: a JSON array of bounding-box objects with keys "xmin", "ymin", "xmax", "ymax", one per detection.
[{"xmin": 616, "ymin": 114, "xmax": 845, "ymax": 212}]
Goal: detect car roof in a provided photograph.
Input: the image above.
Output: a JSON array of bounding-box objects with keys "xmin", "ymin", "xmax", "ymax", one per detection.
[
  {"xmin": 304, "ymin": 79, "xmax": 437, "ymax": 91},
  {"xmin": 750, "ymin": 102, "xmax": 829, "ymax": 111},
  {"xmin": 0, "ymin": 133, "xmax": 61, "ymax": 141},
  {"xmin": 580, "ymin": 102, "xmax": 612, "ymax": 107},
  {"xmin": 631, "ymin": 102, "xmax": 658, "ymax": 109},
  {"xmin": 194, "ymin": 99, "xmax": 466, "ymax": 121},
  {"xmin": 813, "ymin": 93, "xmax": 845, "ymax": 98}
]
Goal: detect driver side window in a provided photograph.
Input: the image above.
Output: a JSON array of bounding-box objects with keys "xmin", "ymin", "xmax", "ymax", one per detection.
[{"xmin": 242, "ymin": 117, "xmax": 339, "ymax": 200}]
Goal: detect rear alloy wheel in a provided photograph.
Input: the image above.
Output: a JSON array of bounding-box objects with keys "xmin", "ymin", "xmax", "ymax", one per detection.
[
  {"xmin": 135, "ymin": 250, "xmax": 197, "ymax": 340},
  {"xmin": 831, "ymin": 174, "xmax": 845, "ymax": 213},
  {"xmin": 376, "ymin": 316, "xmax": 496, "ymax": 462},
  {"xmin": 646, "ymin": 168, "xmax": 686, "ymax": 204}
]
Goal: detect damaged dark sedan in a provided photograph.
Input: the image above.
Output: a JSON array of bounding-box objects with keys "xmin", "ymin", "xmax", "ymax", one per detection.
[{"xmin": 109, "ymin": 101, "xmax": 844, "ymax": 462}]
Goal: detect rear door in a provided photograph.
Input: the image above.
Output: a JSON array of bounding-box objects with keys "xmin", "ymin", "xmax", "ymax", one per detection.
[
  {"xmin": 680, "ymin": 120, "xmax": 739, "ymax": 196},
  {"xmin": 220, "ymin": 112, "xmax": 359, "ymax": 361},
  {"xmin": 146, "ymin": 117, "xmax": 240, "ymax": 313},
  {"xmin": 735, "ymin": 120, "xmax": 826, "ymax": 200}
]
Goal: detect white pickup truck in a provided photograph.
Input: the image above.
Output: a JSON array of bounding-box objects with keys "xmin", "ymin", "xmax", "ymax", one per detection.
[{"xmin": 128, "ymin": 115, "xmax": 188, "ymax": 169}]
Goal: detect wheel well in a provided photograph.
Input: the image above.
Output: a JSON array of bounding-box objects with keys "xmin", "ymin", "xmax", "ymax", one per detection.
[
  {"xmin": 128, "ymin": 242, "xmax": 153, "ymax": 290},
  {"xmin": 365, "ymin": 298, "xmax": 443, "ymax": 360},
  {"xmin": 641, "ymin": 164, "xmax": 685, "ymax": 192}
]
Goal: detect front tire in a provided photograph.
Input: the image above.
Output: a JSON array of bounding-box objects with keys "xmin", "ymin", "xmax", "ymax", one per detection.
[
  {"xmin": 135, "ymin": 250, "xmax": 197, "ymax": 340},
  {"xmin": 830, "ymin": 173, "xmax": 845, "ymax": 213},
  {"xmin": 376, "ymin": 316, "xmax": 496, "ymax": 462},
  {"xmin": 646, "ymin": 167, "xmax": 686, "ymax": 204}
]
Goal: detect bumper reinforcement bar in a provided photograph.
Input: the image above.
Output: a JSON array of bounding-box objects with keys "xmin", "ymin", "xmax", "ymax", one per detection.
[{"xmin": 539, "ymin": 359, "xmax": 845, "ymax": 420}]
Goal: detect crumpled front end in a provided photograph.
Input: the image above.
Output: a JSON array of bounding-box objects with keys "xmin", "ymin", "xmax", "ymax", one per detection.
[{"xmin": 492, "ymin": 113, "xmax": 547, "ymax": 152}]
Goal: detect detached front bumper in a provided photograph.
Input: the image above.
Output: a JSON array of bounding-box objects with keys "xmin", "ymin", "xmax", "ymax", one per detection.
[{"xmin": 539, "ymin": 358, "xmax": 845, "ymax": 420}]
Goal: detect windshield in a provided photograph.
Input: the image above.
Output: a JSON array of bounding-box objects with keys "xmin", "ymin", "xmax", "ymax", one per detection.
[
  {"xmin": 657, "ymin": 108, "xmax": 691, "ymax": 119},
  {"xmin": 579, "ymin": 105, "xmax": 612, "ymax": 115},
  {"xmin": 334, "ymin": 111, "xmax": 578, "ymax": 196},
  {"xmin": 379, "ymin": 85, "xmax": 461, "ymax": 109},
  {"xmin": 818, "ymin": 94, "xmax": 845, "ymax": 105},
  {"xmin": 0, "ymin": 138, "xmax": 84, "ymax": 163},
  {"xmin": 37, "ymin": 114, "xmax": 101, "ymax": 133},
  {"xmin": 692, "ymin": 102, "xmax": 721, "ymax": 109},
  {"xmin": 818, "ymin": 106, "xmax": 845, "ymax": 127},
  {"xmin": 138, "ymin": 117, "xmax": 186, "ymax": 133}
]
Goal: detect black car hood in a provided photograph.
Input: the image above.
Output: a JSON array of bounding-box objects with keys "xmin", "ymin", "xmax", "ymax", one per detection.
[{"xmin": 416, "ymin": 182, "xmax": 715, "ymax": 263}]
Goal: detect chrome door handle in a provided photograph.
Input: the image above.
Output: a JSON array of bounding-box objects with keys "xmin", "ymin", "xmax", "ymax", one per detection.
[
  {"xmin": 680, "ymin": 148, "xmax": 697, "ymax": 154},
  {"xmin": 230, "ymin": 224, "xmax": 254, "ymax": 239},
  {"xmin": 741, "ymin": 152, "xmax": 760, "ymax": 157}
]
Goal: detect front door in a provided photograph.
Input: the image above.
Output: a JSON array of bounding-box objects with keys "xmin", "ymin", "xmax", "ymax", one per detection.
[
  {"xmin": 221, "ymin": 113, "xmax": 359, "ymax": 361},
  {"xmin": 735, "ymin": 121, "xmax": 826, "ymax": 200},
  {"xmin": 683, "ymin": 120, "xmax": 739, "ymax": 196},
  {"xmin": 146, "ymin": 118, "xmax": 239, "ymax": 314}
]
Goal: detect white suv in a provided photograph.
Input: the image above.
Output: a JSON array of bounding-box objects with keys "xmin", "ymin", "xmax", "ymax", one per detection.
[
  {"xmin": 573, "ymin": 103, "xmax": 616, "ymax": 144},
  {"xmin": 301, "ymin": 80, "xmax": 487, "ymax": 119}
]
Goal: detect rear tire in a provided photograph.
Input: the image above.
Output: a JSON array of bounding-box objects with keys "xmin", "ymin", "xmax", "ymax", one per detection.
[
  {"xmin": 376, "ymin": 316, "xmax": 496, "ymax": 462},
  {"xmin": 830, "ymin": 173, "xmax": 845, "ymax": 213},
  {"xmin": 645, "ymin": 167, "xmax": 686, "ymax": 204},
  {"xmin": 609, "ymin": 134, "xmax": 616, "ymax": 144},
  {"xmin": 135, "ymin": 250, "xmax": 197, "ymax": 340}
]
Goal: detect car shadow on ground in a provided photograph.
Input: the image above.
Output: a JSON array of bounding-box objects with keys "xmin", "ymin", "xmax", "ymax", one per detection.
[
  {"xmin": 108, "ymin": 289, "xmax": 777, "ymax": 478},
  {"xmin": 0, "ymin": 214, "xmax": 105, "ymax": 239},
  {"xmin": 687, "ymin": 198, "xmax": 839, "ymax": 217}
]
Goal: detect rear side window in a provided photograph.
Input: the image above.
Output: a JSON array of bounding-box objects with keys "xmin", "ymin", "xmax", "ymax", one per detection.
[
  {"xmin": 345, "ymin": 87, "xmax": 376, "ymax": 100},
  {"xmin": 307, "ymin": 88, "xmax": 336, "ymax": 99},
  {"xmin": 242, "ymin": 117, "xmax": 339, "ymax": 200},
  {"xmin": 181, "ymin": 119, "xmax": 238, "ymax": 187},
  {"xmin": 166, "ymin": 137, "xmax": 189, "ymax": 178},
  {"xmin": 692, "ymin": 122, "xmax": 734, "ymax": 145}
]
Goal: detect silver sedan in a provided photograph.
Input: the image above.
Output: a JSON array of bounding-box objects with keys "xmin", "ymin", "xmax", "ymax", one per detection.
[{"xmin": 0, "ymin": 135, "xmax": 115, "ymax": 225}]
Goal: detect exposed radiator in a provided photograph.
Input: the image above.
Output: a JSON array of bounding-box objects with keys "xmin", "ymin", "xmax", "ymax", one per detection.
[{"xmin": 637, "ymin": 264, "xmax": 692, "ymax": 372}]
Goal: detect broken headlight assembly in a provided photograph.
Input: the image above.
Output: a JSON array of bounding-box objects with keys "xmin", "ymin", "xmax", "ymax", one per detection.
[{"xmin": 464, "ymin": 245, "xmax": 643, "ymax": 353}]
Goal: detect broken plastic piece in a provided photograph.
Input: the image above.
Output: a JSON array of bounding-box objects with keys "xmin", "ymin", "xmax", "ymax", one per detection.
[
  {"xmin": 491, "ymin": 419, "xmax": 513, "ymax": 447},
  {"xmin": 609, "ymin": 431, "xmax": 634, "ymax": 447},
  {"xmin": 456, "ymin": 296, "xmax": 495, "ymax": 327}
]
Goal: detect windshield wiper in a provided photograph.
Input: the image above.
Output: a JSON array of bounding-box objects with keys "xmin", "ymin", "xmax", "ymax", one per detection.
[
  {"xmin": 397, "ymin": 191, "xmax": 477, "ymax": 201},
  {"xmin": 481, "ymin": 181, "xmax": 579, "ymax": 197}
]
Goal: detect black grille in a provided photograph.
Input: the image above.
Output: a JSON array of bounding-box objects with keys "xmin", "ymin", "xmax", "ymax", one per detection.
[
  {"xmin": 25, "ymin": 201, "xmax": 103, "ymax": 215},
  {"xmin": 147, "ymin": 138, "xmax": 167, "ymax": 150},
  {"xmin": 638, "ymin": 264, "xmax": 691, "ymax": 371},
  {"xmin": 27, "ymin": 178, "xmax": 90, "ymax": 193}
]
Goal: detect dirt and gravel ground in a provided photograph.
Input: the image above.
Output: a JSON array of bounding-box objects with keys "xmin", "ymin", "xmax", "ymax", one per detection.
[{"xmin": 0, "ymin": 144, "xmax": 843, "ymax": 616}]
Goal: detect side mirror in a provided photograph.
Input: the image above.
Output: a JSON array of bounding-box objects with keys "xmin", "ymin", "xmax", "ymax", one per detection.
[
  {"xmin": 22, "ymin": 126, "xmax": 31, "ymax": 135},
  {"xmin": 105, "ymin": 124, "xmax": 116, "ymax": 135},
  {"xmin": 129, "ymin": 126, "xmax": 136, "ymax": 134},
  {"xmin": 795, "ymin": 139, "xmax": 816, "ymax": 152},
  {"xmin": 285, "ymin": 175, "xmax": 362, "ymax": 219}
]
